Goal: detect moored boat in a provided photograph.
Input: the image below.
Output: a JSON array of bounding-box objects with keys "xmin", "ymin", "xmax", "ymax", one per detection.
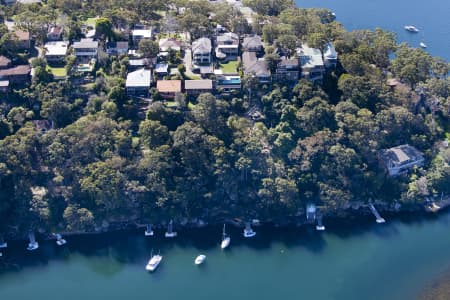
[
  {"xmin": 194, "ymin": 254, "xmax": 206, "ymax": 265},
  {"xmin": 145, "ymin": 224, "xmax": 154, "ymax": 236},
  {"xmin": 221, "ymin": 224, "xmax": 230, "ymax": 249},
  {"xmin": 146, "ymin": 252, "xmax": 163, "ymax": 272},
  {"xmin": 243, "ymin": 222, "xmax": 256, "ymax": 238},
  {"xmin": 55, "ymin": 233, "xmax": 67, "ymax": 246},
  {"xmin": 165, "ymin": 220, "xmax": 177, "ymax": 238},
  {"xmin": 27, "ymin": 232, "xmax": 39, "ymax": 251},
  {"xmin": 404, "ymin": 25, "xmax": 419, "ymax": 33},
  {"xmin": 420, "ymin": 42, "xmax": 427, "ymax": 48}
]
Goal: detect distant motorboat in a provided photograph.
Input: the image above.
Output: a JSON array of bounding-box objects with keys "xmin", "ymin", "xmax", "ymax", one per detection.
[
  {"xmin": 146, "ymin": 253, "xmax": 163, "ymax": 272},
  {"xmin": 194, "ymin": 254, "xmax": 206, "ymax": 265},
  {"xmin": 243, "ymin": 222, "xmax": 256, "ymax": 238},
  {"xmin": 145, "ymin": 224, "xmax": 154, "ymax": 236},
  {"xmin": 55, "ymin": 233, "xmax": 67, "ymax": 246},
  {"xmin": 404, "ymin": 25, "xmax": 419, "ymax": 33},
  {"xmin": 165, "ymin": 220, "xmax": 177, "ymax": 238},
  {"xmin": 221, "ymin": 224, "xmax": 230, "ymax": 249},
  {"xmin": 420, "ymin": 42, "xmax": 427, "ymax": 48}
]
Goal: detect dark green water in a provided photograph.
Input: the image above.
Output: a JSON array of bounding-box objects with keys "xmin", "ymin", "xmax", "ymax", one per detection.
[{"xmin": 2, "ymin": 213, "xmax": 450, "ymax": 300}]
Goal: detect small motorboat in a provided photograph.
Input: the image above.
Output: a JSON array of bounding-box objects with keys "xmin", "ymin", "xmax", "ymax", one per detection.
[
  {"xmin": 146, "ymin": 252, "xmax": 163, "ymax": 272},
  {"xmin": 243, "ymin": 222, "xmax": 256, "ymax": 238},
  {"xmin": 165, "ymin": 220, "xmax": 177, "ymax": 238},
  {"xmin": 145, "ymin": 224, "xmax": 154, "ymax": 236},
  {"xmin": 420, "ymin": 42, "xmax": 427, "ymax": 48},
  {"xmin": 27, "ymin": 232, "xmax": 39, "ymax": 251},
  {"xmin": 316, "ymin": 216, "xmax": 325, "ymax": 231},
  {"xmin": 404, "ymin": 25, "xmax": 419, "ymax": 33},
  {"xmin": 221, "ymin": 224, "xmax": 230, "ymax": 249},
  {"xmin": 194, "ymin": 254, "xmax": 206, "ymax": 265},
  {"xmin": 55, "ymin": 233, "xmax": 67, "ymax": 246}
]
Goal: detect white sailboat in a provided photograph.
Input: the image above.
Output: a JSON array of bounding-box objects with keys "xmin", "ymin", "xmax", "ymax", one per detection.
[
  {"xmin": 55, "ymin": 233, "xmax": 67, "ymax": 246},
  {"xmin": 145, "ymin": 224, "xmax": 154, "ymax": 236},
  {"xmin": 243, "ymin": 222, "xmax": 256, "ymax": 238},
  {"xmin": 194, "ymin": 254, "xmax": 206, "ymax": 265},
  {"xmin": 146, "ymin": 250, "xmax": 163, "ymax": 272},
  {"xmin": 221, "ymin": 224, "xmax": 230, "ymax": 249},
  {"xmin": 27, "ymin": 232, "xmax": 39, "ymax": 251},
  {"xmin": 165, "ymin": 220, "xmax": 177, "ymax": 238},
  {"xmin": 420, "ymin": 42, "xmax": 427, "ymax": 48}
]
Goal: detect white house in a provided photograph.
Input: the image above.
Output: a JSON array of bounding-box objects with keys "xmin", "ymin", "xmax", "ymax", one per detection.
[
  {"xmin": 44, "ymin": 41, "xmax": 69, "ymax": 63},
  {"xmin": 126, "ymin": 68, "xmax": 151, "ymax": 96},
  {"xmin": 297, "ymin": 44, "xmax": 325, "ymax": 83}
]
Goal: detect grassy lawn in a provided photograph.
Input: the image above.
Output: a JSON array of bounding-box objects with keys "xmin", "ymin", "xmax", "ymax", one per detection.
[
  {"xmin": 84, "ymin": 17, "xmax": 98, "ymax": 28},
  {"xmin": 220, "ymin": 60, "xmax": 238, "ymax": 74},
  {"xmin": 165, "ymin": 101, "xmax": 178, "ymax": 108},
  {"xmin": 185, "ymin": 74, "xmax": 201, "ymax": 80},
  {"xmin": 48, "ymin": 67, "xmax": 67, "ymax": 78}
]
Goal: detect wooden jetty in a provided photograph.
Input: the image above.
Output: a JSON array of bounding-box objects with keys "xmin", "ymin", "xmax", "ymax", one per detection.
[{"xmin": 369, "ymin": 204, "xmax": 386, "ymax": 224}]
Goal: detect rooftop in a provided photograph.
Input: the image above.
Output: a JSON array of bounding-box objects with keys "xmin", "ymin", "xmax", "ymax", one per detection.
[
  {"xmin": 73, "ymin": 38, "xmax": 99, "ymax": 49},
  {"xmin": 126, "ymin": 68, "xmax": 151, "ymax": 87},
  {"xmin": 242, "ymin": 51, "xmax": 270, "ymax": 77},
  {"xmin": 155, "ymin": 63, "xmax": 169, "ymax": 73},
  {"xmin": 132, "ymin": 29, "xmax": 152, "ymax": 38},
  {"xmin": 184, "ymin": 79, "xmax": 213, "ymax": 90},
  {"xmin": 0, "ymin": 56, "xmax": 11, "ymax": 68},
  {"xmin": 157, "ymin": 80, "xmax": 182, "ymax": 93},
  {"xmin": 0, "ymin": 80, "xmax": 9, "ymax": 88},
  {"xmin": 13, "ymin": 29, "xmax": 30, "ymax": 41},
  {"xmin": 44, "ymin": 41, "xmax": 69, "ymax": 56},
  {"xmin": 217, "ymin": 32, "xmax": 239, "ymax": 45},
  {"xmin": 297, "ymin": 44, "xmax": 324, "ymax": 68},
  {"xmin": 107, "ymin": 41, "xmax": 129, "ymax": 50},
  {"xmin": 323, "ymin": 42, "xmax": 337, "ymax": 60},
  {"xmin": 243, "ymin": 35, "xmax": 263, "ymax": 50},
  {"xmin": 159, "ymin": 38, "xmax": 182, "ymax": 52},
  {"xmin": 192, "ymin": 37, "xmax": 212, "ymax": 54},
  {"xmin": 380, "ymin": 144, "xmax": 424, "ymax": 167},
  {"xmin": 0, "ymin": 65, "xmax": 31, "ymax": 77}
]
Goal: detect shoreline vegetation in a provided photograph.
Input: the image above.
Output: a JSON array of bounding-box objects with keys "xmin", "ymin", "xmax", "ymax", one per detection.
[{"xmin": 0, "ymin": 0, "xmax": 449, "ymax": 241}]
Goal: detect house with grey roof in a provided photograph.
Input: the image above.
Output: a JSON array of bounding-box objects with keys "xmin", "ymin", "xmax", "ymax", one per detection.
[
  {"xmin": 242, "ymin": 35, "xmax": 263, "ymax": 53},
  {"xmin": 126, "ymin": 68, "xmax": 151, "ymax": 96},
  {"xmin": 275, "ymin": 58, "xmax": 299, "ymax": 82},
  {"xmin": 73, "ymin": 38, "xmax": 99, "ymax": 58},
  {"xmin": 192, "ymin": 37, "xmax": 212, "ymax": 66},
  {"xmin": 242, "ymin": 51, "xmax": 271, "ymax": 83},
  {"xmin": 215, "ymin": 32, "xmax": 239, "ymax": 60},
  {"xmin": 297, "ymin": 44, "xmax": 325, "ymax": 83},
  {"xmin": 106, "ymin": 41, "xmax": 129, "ymax": 55},
  {"xmin": 184, "ymin": 79, "xmax": 213, "ymax": 96},
  {"xmin": 379, "ymin": 144, "xmax": 424, "ymax": 176}
]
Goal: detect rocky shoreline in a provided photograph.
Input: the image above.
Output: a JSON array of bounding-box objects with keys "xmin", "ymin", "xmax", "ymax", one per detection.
[{"xmin": 3, "ymin": 199, "xmax": 449, "ymax": 242}]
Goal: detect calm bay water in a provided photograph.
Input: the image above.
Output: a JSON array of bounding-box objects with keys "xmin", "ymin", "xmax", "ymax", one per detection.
[
  {"xmin": 2, "ymin": 213, "xmax": 450, "ymax": 300},
  {"xmin": 298, "ymin": 0, "xmax": 450, "ymax": 60}
]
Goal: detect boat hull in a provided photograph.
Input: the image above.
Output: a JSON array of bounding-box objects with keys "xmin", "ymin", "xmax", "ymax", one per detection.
[{"xmin": 221, "ymin": 237, "xmax": 230, "ymax": 249}]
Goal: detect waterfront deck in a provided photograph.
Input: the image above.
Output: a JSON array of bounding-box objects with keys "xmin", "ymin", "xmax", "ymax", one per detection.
[{"xmin": 369, "ymin": 204, "xmax": 385, "ymax": 223}]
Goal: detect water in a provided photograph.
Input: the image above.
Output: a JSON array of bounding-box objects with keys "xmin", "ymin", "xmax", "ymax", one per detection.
[
  {"xmin": 297, "ymin": 0, "xmax": 450, "ymax": 60},
  {"xmin": 2, "ymin": 213, "xmax": 450, "ymax": 300}
]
